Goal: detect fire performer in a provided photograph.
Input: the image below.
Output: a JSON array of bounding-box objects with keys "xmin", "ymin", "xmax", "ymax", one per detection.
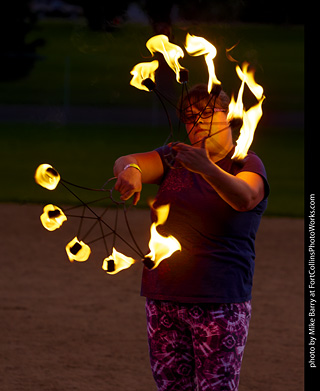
[{"xmin": 113, "ymin": 84, "xmax": 269, "ymax": 391}]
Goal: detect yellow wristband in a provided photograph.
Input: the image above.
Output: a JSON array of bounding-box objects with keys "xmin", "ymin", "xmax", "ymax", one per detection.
[{"xmin": 123, "ymin": 163, "xmax": 142, "ymax": 173}]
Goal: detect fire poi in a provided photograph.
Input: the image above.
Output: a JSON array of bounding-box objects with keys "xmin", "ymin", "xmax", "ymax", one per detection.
[{"xmin": 34, "ymin": 32, "xmax": 265, "ymax": 275}]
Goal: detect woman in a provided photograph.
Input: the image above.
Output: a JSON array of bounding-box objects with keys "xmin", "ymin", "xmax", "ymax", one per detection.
[{"xmin": 113, "ymin": 84, "xmax": 269, "ymax": 391}]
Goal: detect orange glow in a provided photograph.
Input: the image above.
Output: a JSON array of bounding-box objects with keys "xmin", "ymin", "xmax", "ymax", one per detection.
[
  {"xmin": 65, "ymin": 237, "xmax": 91, "ymax": 262},
  {"xmin": 185, "ymin": 33, "xmax": 221, "ymax": 93},
  {"xmin": 146, "ymin": 34, "xmax": 186, "ymax": 83},
  {"xmin": 102, "ymin": 247, "xmax": 136, "ymax": 275},
  {"xmin": 34, "ymin": 164, "xmax": 60, "ymax": 190},
  {"xmin": 144, "ymin": 203, "xmax": 181, "ymax": 270},
  {"xmin": 227, "ymin": 62, "xmax": 265, "ymax": 160},
  {"xmin": 40, "ymin": 204, "xmax": 67, "ymax": 231},
  {"xmin": 130, "ymin": 60, "xmax": 159, "ymax": 91}
]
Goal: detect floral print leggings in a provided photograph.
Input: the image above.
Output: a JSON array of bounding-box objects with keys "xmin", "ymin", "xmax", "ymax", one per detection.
[{"xmin": 145, "ymin": 299, "xmax": 251, "ymax": 391}]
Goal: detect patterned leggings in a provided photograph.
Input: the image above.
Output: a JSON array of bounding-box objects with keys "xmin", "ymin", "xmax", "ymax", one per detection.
[{"xmin": 146, "ymin": 299, "xmax": 251, "ymax": 391}]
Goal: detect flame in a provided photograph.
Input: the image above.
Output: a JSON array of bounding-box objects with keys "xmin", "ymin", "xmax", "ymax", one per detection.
[
  {"xmin": 130, "ymin": 60, "xmax": 159, "ymax": 91},
  {"xmin": 235, "ymin": 62, "xmax": 264, "ymax": 100},
  {"xmin": 102, "ymin": 247, "xmax": 136, "ymax": 275},
  {"xmin": 233, "ymin": 100, "xmax": 264, "ymax": 160},
  {"xmin": 227, "ymin": 62, "xmax": 265, "ymax": 160},
  {"xmin": 185, "ymin": 33, "xmax": 221, "ymax": 93},
  {"xmin": 65, "ymin": 237, "xmax": 91, "ymax": 262},
  {"xmin": 146, "ymin": 35, "xmax": 186, "ymax": 83},
  {"xmin": 144, "ymin": 203, "xmax": 181, "ymax": 270},
  {"xmin": 34, "ymin": 164, "xmax": 60, "ymax": 190},
  {"xmin": 40, "ymin": 204, "xmax": 67, "ymax": 231}
]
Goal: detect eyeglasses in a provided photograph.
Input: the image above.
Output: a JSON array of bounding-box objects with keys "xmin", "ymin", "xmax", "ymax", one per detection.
[{"xmin": 181, "ymin": 108, "xmax": 227, "ymax": 124}]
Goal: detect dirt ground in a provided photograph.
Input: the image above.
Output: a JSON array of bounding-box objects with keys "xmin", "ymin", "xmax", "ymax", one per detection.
[{"xmin": 0, "ymin": 203, "xmax": 304, "ymax": 391}]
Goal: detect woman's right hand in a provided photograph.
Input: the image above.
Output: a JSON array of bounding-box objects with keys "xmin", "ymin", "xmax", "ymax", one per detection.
[
  {"xmin": 113, "ymin": 151, "xmax": 164, "ymax": 205},
  {"xmin": 114, "ymin": 166, "xmax": 142, "ymax": 205}
]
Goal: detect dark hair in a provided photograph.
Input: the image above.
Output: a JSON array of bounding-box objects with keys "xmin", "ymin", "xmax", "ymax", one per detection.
[{"xmin": 177, "ymin": 83, "xmax": 230, "ymax": 119}]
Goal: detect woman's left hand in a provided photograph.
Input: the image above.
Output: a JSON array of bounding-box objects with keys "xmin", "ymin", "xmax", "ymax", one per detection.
[
  {"xmin": 172, "ymin": 138, "xmax": 213, "ymax": 175},
  {"xmin": 173, "ymin": 139, "xmax": 265, "ymax": 212}
]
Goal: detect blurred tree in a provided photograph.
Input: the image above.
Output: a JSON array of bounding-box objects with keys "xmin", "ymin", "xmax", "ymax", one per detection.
[
  {"xmin": 177, "ymin": 0, "xmax": 237, "ymax": 23},
  {"xmin": 175, "ymin": 0, "xmax": 303, "ymax": 24},
  {"xmin": 0, "ymin": 0, "xmax": 44, "ymax": 81},
  {"xmin": 239, "ymin": 0, "xmax": 304, "ymax": 24},
  {"xmin": 74, "ymin": 0, "xmax": 303, "ymax": 33},
  {"xmin": 74, "ymin": 0, "xmax": 131, "ymax": 31},
  {"xmin": 143, "ymin": 1, "xmax": 173, "ymax": 38}
]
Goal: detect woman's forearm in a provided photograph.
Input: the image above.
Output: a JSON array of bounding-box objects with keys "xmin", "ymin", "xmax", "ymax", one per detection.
[
  {"xmin": 202, "ymin": 163, "xmax": 264, "ymax": 212},
  {"xmin": 113, "ymin": 155, "xmax": 140, "ymax": 176},
  {"xmin": 114, "ymin": 151, "xmax": 164, "ymax": 184}
]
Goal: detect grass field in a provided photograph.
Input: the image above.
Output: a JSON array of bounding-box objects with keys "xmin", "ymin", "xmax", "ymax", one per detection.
[{"xmin": 0, "ymin": 20, "xmax": 304, "ymax": 216}]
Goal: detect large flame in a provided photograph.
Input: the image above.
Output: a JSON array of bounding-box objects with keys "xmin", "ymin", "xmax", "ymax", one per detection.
[
  {"xmin": 228, "ymin": 62, "xmax": 265, "ymax": 160},
  {"xmin": 144, "ymin": 203, "xmax": 181, "ymax": 270},
  {"xmin": 185, "ymin": 33, "xmax": 221, "ymax": 93},
  {"xmin": 146, "ymin": 34, "xmax": 186, "ymax": 83},
  {"xmin": 130, "ymin": 60, "xmax": 159, "ymax": 91},
  {"xmin": 40, "ymin": 204, "xmax": 67, "ymax": 231},
  {"xmin": 102, "ymin": 247, "xmax": 136, "ymax": 275}
]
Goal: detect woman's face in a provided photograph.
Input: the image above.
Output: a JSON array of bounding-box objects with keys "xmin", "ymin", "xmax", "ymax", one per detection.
[{"xmin": 183, "ymin": 103, "xmax": 233, "ymax": 156}]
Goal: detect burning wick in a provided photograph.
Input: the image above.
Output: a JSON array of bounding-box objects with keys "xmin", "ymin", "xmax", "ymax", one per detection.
[
  {"xmin": 210, "ymin": 84, "xmax": 222, "ymax": 97},
  {"xmin": 141, "ymin": 78, "xmax": 156, "ymax": 91},
  {"xmin": 102, "ymin": 248, "xmax": 136, "ymax": 275},
  {"xmin": 105, "ymin": 259, "xmax": 115, "ymax": 273},
  {"xmin": 229, "ymin": 117, "xmax": 243, "ymax": 130},
  {"xmin": 179, "ymin": 69, "xmax": 189, "ymax": 83},
  {"xmin": 34, "ymin": 164, "xmax": 60, "ymax": 190},
  {"xmin": 40, "ymin": 204, "xmax": 67, "ymax": 231},
  {"xmin": 142, "ymin": 256, "xmax": 155, "ymax": 270},
  {"xmin": 130, "ymin": 60, "xmax": 159, "ymax": 92},
  {"xmin": 65, "ymin": 237, "xmax": 91, "ymax": 262}
]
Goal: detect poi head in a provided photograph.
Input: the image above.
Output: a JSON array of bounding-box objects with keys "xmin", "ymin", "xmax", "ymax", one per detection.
[{"xmin": 34, "ymin": 164, "xmax": 60, "ymax": 190}]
